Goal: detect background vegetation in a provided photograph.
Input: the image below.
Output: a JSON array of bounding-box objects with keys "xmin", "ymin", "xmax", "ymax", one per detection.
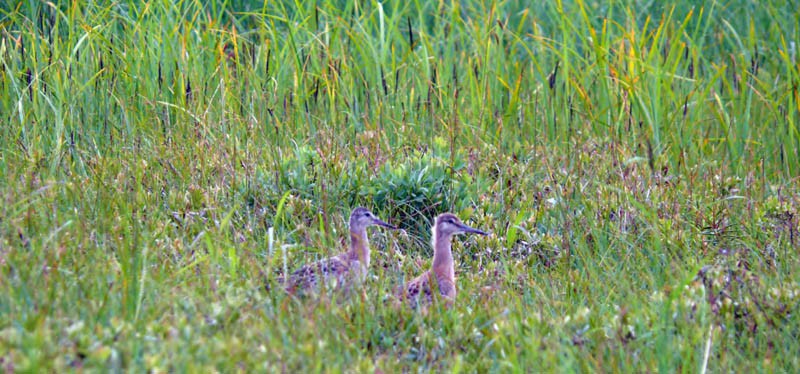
[{"xmin": 1, "ymin": 0, "xmax": 798, "ymax": 371}]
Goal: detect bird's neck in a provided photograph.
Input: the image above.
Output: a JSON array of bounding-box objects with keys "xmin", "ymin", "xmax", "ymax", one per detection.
[
  {"xmin": 348, "ymin": 228, "xmax": 370, "ymax": 268},
  {"xmin": 431, "ymin": 229, "xmax": 455, "ymax": 282}
]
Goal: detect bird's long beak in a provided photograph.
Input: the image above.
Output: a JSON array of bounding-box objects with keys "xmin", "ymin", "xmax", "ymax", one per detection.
[
  {"xmin": 457, "ymin": 222, "xmax": 489, "ymax": 236},
  {"xmin": 372, "ymin": 217, "xmax": 398, "ymax": 230}
]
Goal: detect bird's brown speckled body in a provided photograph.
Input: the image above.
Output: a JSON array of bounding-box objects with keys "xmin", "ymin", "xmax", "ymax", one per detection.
[
  {"xmin": 282, "ymin": 207, "xmax": 395, "ymax": 295},
  {"xmin": 396, "ymin": 213, "xmax": 488, "ymax": 308}
]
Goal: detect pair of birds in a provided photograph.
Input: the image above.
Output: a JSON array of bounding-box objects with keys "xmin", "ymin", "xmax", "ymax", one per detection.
[{"xmin": 281, "ymin": 207, "xmax": 488, "ymax": 308}]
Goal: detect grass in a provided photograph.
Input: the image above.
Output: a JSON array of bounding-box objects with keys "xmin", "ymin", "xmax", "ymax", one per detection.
[{"xmin": 0, "ymin": 0, "xmax": 798, "ymax": 371}]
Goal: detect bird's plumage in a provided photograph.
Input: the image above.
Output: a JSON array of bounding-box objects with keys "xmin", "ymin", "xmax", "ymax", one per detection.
[{"xmin": 282, "ymin": 253, "xmax": 361, "ymax": 294}]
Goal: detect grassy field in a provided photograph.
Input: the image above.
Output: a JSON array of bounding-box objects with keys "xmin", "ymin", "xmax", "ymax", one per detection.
[{"xmin": 1, "ymin": 0, "xmax": 799, "ymax": 371}]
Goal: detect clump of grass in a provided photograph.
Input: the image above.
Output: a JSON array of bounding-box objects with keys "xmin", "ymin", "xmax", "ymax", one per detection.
[{"xmin": 363, "ymin": 136, "xmax": 474, "ymax": 239}]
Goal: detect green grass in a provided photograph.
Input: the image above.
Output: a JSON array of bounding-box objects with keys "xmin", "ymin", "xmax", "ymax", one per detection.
[{"xmin": 1, "ymin": 0, "xmax": 799, "ymax": 371}]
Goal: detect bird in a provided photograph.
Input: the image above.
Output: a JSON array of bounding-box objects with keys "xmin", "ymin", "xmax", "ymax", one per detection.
[
  {"xmin": 395, "ymin": 213, "xmax": 488, "ymax": 309},
  {"xmin": 281, "ymin": 207, "xmax": 396, "ymax": 295}
]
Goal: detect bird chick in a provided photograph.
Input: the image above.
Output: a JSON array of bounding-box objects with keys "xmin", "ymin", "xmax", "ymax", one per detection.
[
  {"xmin": 396, "ymin": 213, "xmax": 488, "ymax": 308},
  {"xmin": 282, "ymin": 207, "xmax": 396, "ymax": 295}
]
